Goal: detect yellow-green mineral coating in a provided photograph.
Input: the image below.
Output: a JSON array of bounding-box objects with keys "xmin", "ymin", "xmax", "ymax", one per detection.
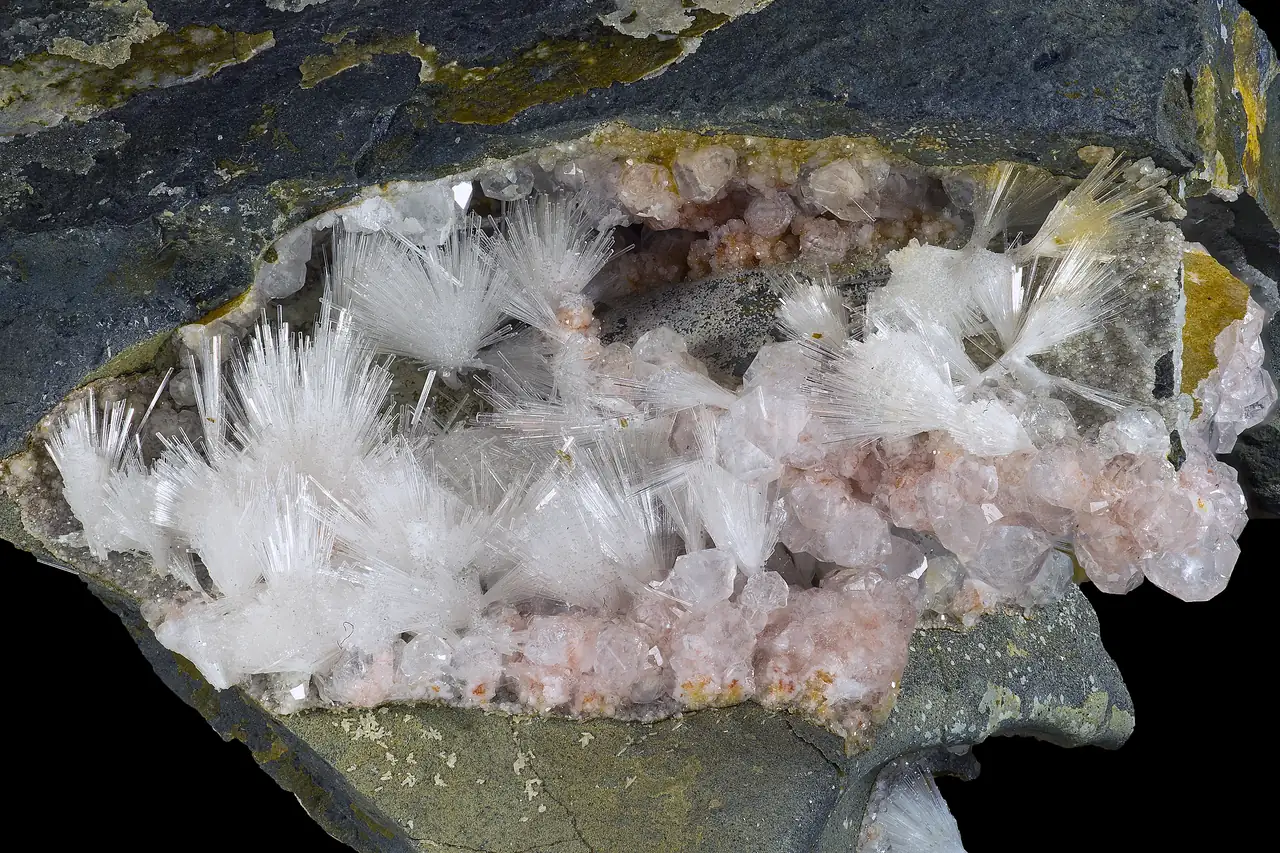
[
  {"xmin": 1231, "ymin": 12, "xmax": 1274, "ymax": 200},
  {"xmin": 298, "ymin": 32, "xmax": 440, "ymax": 89},
  {"xmin": 1190, "ymin": 8, "xmax": 1278, "ymax": 212},
  {"xmin": 47, "ymin": 0, "xmax": 167, "ymax": 69},
  {"xmin": 297, "ymin": 13, "xmax": 730, "ymax": 125},
  {"xmin": 1, "ymin": 26, "xmax": 275, "ymax": 136},
  {"xmin": 76, "ymin": 329, "xmax": 174, "ymax": 386},
  {"xmin": 1181, "ymin": 248, "xmax": 1252, "ymax": 414}
]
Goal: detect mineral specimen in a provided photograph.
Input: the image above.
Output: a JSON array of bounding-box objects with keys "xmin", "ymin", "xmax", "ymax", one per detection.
[
  {"xmin": 2, "ymin": 1, "xmax": 1275, "ymax": 850},
  {"xmin": 25, "ymin": 142, "xmax": 1269, "ymax": 745}
]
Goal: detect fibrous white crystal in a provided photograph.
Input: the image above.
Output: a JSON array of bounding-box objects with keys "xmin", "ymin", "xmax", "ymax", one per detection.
[
  {"xmin": 225, "ymin": 303, "xmax": 396, "ymax": 490},
  {"xmin": 41, "ymin": 154, "xmax": 1260, "ymax": 726},
  {"xmin": 323, "ymin": 444, "xmax": 489, "ymax": 632},
  {"xmin": 1016, "ymin": 154, "xmax": 1163, "ymax": 260},
  {"xmin": 489, "ymin": 193, "xmax": 616, "ymax": 308},
  {"xmin": 156, "ymin": 473, "xmax": 342, "ymax": 690},
  {"xmin": 770, "ymin": 270, "xmax": 850, "ymax": 345},
  {"xmin": 966, "ymin": 160, "xmax": 1056, "ymax": 251},
  {"xmin": 804, "ymin": 327, "xmax": 1030, "ymax": 455},
  {"xmin": 47, "ymin": 389, "xmax": 154, "ymax": 561},
  {"xmin": 329, "ymin": 223, "xmax": 512, "ymax": 373},
  {"xmin": 688, "ymin": 462, "xmax": 786, "ymax": 574},
  {"xmin": 871, "ymin": 241, "xmax": 993, "ymax": 337},
  {"xmin": 623, "ymin": 366, "xmax": 739, "ymax": 413},
  {"xmin": 488, "ymin": 434, "xmax": 670, "ymax": 611},
  {"xmin": 867, "ymin": 760, "xmax": 966, "ymax": 853}
]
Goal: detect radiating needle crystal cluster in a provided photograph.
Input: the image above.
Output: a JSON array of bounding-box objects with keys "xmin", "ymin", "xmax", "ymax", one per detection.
[{"xmin": 44, "ymin": 153, "xmax": 1271, "ymax": 741}]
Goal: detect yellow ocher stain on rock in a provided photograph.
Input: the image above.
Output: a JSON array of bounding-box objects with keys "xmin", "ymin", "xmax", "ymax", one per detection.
[
  {"xmin": 1, "ymin": 26, "xmax": 275, "ymax": 136},
  {"xmin": 1232, "ymin": 12, "xmax": 1274, "ymax": 197},
  {"xmin": 1181, "ymin": 247, "xmax": 1251, "ymax": 417},
  {"xmin": 48, "ymin": 0, "xmax": 167, "ymax": 69},
  {"xmin": 297, "ymin": 13, "xmax": 729, "ymax": 125}
]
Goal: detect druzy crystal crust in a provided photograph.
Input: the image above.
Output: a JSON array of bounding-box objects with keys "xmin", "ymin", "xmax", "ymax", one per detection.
[{"xmin": 36, "ymin": 137, "xmax": 1270, "ymax": 746}]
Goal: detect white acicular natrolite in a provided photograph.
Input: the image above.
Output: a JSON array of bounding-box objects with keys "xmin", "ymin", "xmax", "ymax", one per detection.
[
  {"xmin": 329, "ymin": 222, "xmax": 512, "ymax": 373},
  {"xmin": 320, "ymin": 442, "xmax": 489, "ymax": 632},
  {"xmin": 44, "ymin": 152, "xmax": 1244, "ymax": 710},
  {"xmin": 490, "ymin": 193, "xmax": 616, "ymax": 299},
  {"xmin": 477, "ymin": 333, "xmax": 645, "ymax": 447},
  {"xmin": 965, "ymin": 160, "xmax": 1057, "ymax": 251},
  {"xmin": 870, "ymin": 243, "xmax": 985, "ymax": 339},
  {"xmin": 688, "ymin": 462, "xmax": 786, "ymax": 575},
  {"xmin": 618, "ymin": 366, "xmax": 739, "ymax": 413},
  {"xmin": 1014, "ymin": 154, "xmax": 1162, "ymax": 261},
  {"xmin": 151, "ymin": 304, "xmax": 394, "ymax": 597},
  {"xmin": 804, "ymin": 329, "xmax": 1030, "ymax": 455},
  {"xmin": 873, "ymin": 761, "xmax": 967, "ymax": 853},
  {"xmin": 489, "ymin": 193, "xmax": 616, "ymax": 337},
  {"xmin": 156, "ymin": 473, "xmax": 343, "ymax": 689},
  {"xmin": 484, "ymin": 432, "xmax": 670, "ymax": 611},
  {"xmin": 229, "ymin": 302, "xmax": 395, "ymax": 490},
  {"xmin": 47, "ymin": 385, "xmax": 175, "ymax": 564},
  {"xmin": 770, "ymin": 269, "xmax": 851, "ymax": 345}
]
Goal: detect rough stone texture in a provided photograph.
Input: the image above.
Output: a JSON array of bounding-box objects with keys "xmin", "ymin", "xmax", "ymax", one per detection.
[
  {"xmin": 1030, "ymin": 219, "xmax": 1190, "ymax": 431},
  {"xmin": 1233, "ymin": 415, "xmax": 1280, "ymax": 514},
  {"xmin": 0, "ymin": 489, "xmax": 1130, "ymax": 852},
  {"xmin": 2, "ymin": 0, "xmax": 1276, "ymax": 455},
  {"xmin": 600, "ymin": 263, "xmax": 887, "ymax": 382}
]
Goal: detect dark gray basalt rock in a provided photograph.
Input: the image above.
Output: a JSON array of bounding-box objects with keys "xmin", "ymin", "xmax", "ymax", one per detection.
[{"xmin": 2, "ymin": 0, "xmax": 1276, "ymax": 455}]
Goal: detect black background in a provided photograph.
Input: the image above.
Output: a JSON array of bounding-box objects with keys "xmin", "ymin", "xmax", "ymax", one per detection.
[{"xmin": 7, "ymin": 2, "xmax": 1278, "ymax": 849}]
